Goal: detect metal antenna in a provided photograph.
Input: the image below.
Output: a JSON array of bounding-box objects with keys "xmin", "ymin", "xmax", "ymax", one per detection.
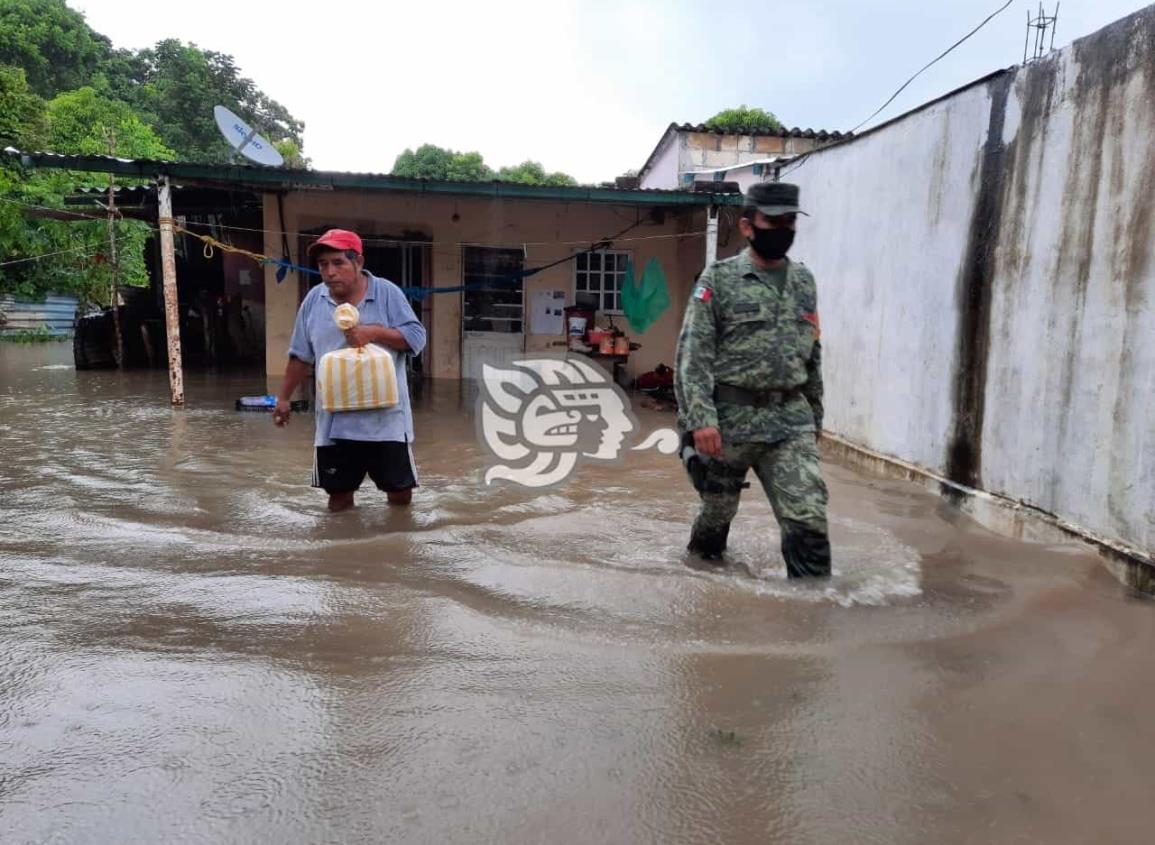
[{"xmin": 1024, "ymin": 2, "xmax": 1060, "ymax": 64}]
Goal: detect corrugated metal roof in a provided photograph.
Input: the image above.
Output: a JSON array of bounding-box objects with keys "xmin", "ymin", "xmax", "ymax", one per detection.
[
  {"xmin": 637, "ymin": 123, "xmax": 852, "ymax": 182},
  {"xmin": 673, "ymin": 123, "xmax": 850, "ymax": 140},
  {"xmin": 3, "ymin": 147, "xmax": 746, "ymax": 207}
]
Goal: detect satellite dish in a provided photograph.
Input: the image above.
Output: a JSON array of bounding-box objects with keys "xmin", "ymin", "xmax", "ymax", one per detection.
[{"xmin": 213, "ymin": 105, "xmax": 285, "ymax": 167}]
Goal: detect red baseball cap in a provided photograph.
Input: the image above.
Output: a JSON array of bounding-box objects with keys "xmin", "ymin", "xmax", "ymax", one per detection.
[{"xmin": 307, "ymin": 228, "xmax": 363, "ymax": 257}]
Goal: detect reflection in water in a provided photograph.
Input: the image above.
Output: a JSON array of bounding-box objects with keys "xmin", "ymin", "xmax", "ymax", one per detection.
[{"xmin": 1, "ymin": 344, "xmax": 1152, "ymax": 844}]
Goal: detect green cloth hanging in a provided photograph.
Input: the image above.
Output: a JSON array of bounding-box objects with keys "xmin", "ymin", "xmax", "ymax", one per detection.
[{"xmin": 620, "ymin": 256, "xmax": 670, "ymax": 334}]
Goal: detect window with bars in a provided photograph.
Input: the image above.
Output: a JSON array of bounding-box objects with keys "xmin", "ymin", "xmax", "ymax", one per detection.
[{"xmin": 574, "ymin": 249, "xmax": 630, "ymax": 313}]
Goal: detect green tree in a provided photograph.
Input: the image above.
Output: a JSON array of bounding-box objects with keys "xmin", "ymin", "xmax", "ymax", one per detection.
[
  {"xmin": 41, "ymin": 87, "xmax": 174, "ymax": 302},
  {"xmin": 0, "ymin": 88, "xmax": 174, "ymax": 304},
  {"xmin": 130, "ymin": 39, "xmax": 304, "ymax": 163},
  {"xmin": 0, "ymin": 7, "xmax": 309, "ymax": 305},
  {"xmin": 0, "ymin": 66, "xmax": 59, "ymax": 302},
  {"xmin": 391, "ymin": 144, "xmax": 495, "ymax": 181},
  {"xmin": 0, "ymin": 0, "xmax": 113, "ymax": 98},
  {"xmin": 392, "ymin": 146, "xmax": 579, "ymax": 185},
  {"xmin": 0, "ymin": 3, "xmax": 306, "ymax": 163},
  {"xmin": 497, "ymin": 160, "xmax": 577, "ymax": 187},
  {"xmin": 0, "ymin": 65, "xmax": 46, "ymax": 147},
  {"xmin": 275, "ymin": 139, "xmax": 310, "ymax": 169},
  {"xmin": 703, "ymin": 105, "xmax": 783, "ymax": 134},
  {"xmin": 45, "ymin": 87, "xmax": 175, "ymax": 159}
]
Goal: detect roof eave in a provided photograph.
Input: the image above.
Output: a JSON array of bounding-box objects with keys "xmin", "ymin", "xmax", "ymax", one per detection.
[{"xmin": 4, "ymin": 148, "xmax": 745, "ymax": 207}]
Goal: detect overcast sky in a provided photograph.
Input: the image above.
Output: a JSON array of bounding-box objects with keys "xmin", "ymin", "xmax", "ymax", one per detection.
[{"xmin": 69, "ymin": 0, "xmax": 1150, "ymax": 182}]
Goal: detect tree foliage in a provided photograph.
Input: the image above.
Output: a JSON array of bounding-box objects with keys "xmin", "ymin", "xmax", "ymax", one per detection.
[
  {"xmin": 0, "ymin": 66, "xmax": 45, "ymax": 148},
  {"xmin": 0, "ymin": 2, "xmax": 307, "ymax": 303},
  {"xmin": 274, "ymin": 139, "xmax": 310, "ymax": 169},
  {"xmin": 392, "ymin": 144, "xmax": 494, "ymax": 182},
  {"xmin": 129, "ymin": 39, "xmax": 304, "ymax": 163},
  {"xmin": 45, "ymin": 88, "xmax": 175, "ymax": 160},
  {"xmin": 392, "ymin": 145, "xmax": 577, "ymax": 186},
  {"xmin": 703, "ymin": 105, "xmax": 783, "ymax": 134},
  {"xmin": 0, "ymin": 87, "xmax": 173, "ymax": 305},
  {"xmin": 497, "ymin": 160, "xmax": 577, "ymax": 187},
  {"xmin": 0, "ymin": 0, "xmax": 113, "ymax": 98}
]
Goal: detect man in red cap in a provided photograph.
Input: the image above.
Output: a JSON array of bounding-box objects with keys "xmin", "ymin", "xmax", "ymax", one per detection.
[{"xmin": 274, "ymin": 228, "xmax": 428, "ymax": 512}]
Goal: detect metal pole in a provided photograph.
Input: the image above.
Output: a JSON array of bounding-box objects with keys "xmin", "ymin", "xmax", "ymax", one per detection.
[
  {"xmin": 705, "ymin": 204, "xmax": 719, "ymax": 266},
  {"xmin": 157, "ymin": 176, "xmax": 185, "ymax": 407},
  {"xmin": 1024, "ymin": 9, "xmax": 1030, "ymax": 64}
]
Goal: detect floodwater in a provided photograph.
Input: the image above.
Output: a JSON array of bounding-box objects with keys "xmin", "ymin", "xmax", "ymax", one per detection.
[{"xmin": 1, "ymin": 342, "xmax": 1153, "ymax": 845}]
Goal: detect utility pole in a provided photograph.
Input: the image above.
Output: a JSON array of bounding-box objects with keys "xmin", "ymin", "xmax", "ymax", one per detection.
[
  {"xmin": 705, "ymin": 204, "xmax": 719, "ymax": 266},
  {"xmin": 157, "ymin": 176, "xmax": 185, "ymax": 406}
]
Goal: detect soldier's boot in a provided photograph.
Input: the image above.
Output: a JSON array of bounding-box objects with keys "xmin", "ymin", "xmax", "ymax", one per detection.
[
  {"xmin": 688, "ymin": 521, "xmax": 731, "ymax": 563},
  {"xmin": 780, "ymin": 519, "xmax": 831, "ymax": 578}
]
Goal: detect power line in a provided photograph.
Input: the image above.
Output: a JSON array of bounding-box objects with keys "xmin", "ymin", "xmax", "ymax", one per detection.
[
  {"xmin": 0, "ymin": 243, "xmax": 99, "ymax": 268},
  {"xmin": 849, "ymin": 0, "xmax": 1015, "ymax": 135},
  {"xmin": 779, "ymin": 0, "xmax": 1016, "ymax": 181},
  {"xmin": 4, "ymin": 192, "xmax": 712, "ymax": 252}
]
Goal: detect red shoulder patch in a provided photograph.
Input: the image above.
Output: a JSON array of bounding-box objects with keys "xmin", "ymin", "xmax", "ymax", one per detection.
[{"xmin": 801, "ymin": 311, "xmax": 820, "ymax": 340}]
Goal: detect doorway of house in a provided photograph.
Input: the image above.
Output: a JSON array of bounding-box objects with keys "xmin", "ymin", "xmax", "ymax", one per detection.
[{"xmin": 461, "ymin": 246, "xmax": 525, "ymax": 380}]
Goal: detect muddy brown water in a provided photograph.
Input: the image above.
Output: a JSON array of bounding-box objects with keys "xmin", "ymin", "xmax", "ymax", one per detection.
[{"xmin": 1, "ymin": 343, "xmax": 1152, "ymax": 844}]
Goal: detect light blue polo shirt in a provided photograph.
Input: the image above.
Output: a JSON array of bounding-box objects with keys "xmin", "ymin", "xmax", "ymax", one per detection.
[{"xmin": 288, "ymin": 271, "xmax": 428, "ymax": 447}]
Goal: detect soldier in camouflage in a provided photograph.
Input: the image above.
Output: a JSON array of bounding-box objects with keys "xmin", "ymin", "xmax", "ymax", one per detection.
[{"xmin": 674, "ymin": 182, "xmax": 831, "ymax": 578}]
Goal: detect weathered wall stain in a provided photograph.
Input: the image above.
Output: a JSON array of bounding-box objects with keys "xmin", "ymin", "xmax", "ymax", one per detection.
[
  {"xmin": 946, "ymin": 73, "xmax": 1013, "ymax": 489},
  {"xmin": 1101, "ymin": 10, "xmax": 1155, "ymax": 540},
  {"xmin": 1000, "ymin": 55, "xmax": 1059, "ymax": 281},
  {"xmin": 792, "ymin": 4, "xmax": 1155, "ymax": 562}
]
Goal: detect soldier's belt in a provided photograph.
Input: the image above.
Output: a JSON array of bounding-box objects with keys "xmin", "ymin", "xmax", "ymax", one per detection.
[{"xmin": 714, "ymin": 383, "xmax": 799, "ymax": 408}]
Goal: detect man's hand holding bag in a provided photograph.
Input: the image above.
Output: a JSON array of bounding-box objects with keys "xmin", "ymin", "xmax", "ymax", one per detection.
[{"xmin": 316, "ymin": 303, "xmax": 400, "ymax": 412}]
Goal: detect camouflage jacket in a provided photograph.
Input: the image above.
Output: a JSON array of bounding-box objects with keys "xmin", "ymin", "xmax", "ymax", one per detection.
[{"xmin": 674, "ymin": 250, "xmax": 823, "ymax": 443}]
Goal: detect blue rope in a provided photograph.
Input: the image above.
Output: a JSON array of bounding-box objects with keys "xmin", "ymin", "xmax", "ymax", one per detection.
[
  {"xmin": 266, "ymin": 221, "xmax": 638, "ymax": 300},
  {"xmin": 265, "ymin": 258, "xmax": 545, "ymax": 302}
]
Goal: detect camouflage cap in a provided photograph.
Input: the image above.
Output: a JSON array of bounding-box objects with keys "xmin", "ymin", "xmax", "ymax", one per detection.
[{"xmin": 745, "ymin": 182, "xmax": 808, "ymax": 216}]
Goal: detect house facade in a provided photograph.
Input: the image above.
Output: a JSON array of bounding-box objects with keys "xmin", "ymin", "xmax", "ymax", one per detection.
[
  {"xmin": 4, "ymin": 148, "xmax": 744, "ymax": 385},
  {"xmin": 637, "ymin": 123, "xmax": 849, "ymax": 191},
  {"xmin": 261, "ymin": 180, "xmax": 742, "ymax": 384}
]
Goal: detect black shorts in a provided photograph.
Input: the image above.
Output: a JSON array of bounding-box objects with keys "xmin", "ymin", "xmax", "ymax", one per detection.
[{"xmin": 311, "ymin": 439, "xmax": 419, "ymax": 495}]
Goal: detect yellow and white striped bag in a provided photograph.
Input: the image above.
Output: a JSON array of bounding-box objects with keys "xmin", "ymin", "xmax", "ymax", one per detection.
[{"xmin": 316, "ymin": 303, "xmax": 400, "ymax": 412}]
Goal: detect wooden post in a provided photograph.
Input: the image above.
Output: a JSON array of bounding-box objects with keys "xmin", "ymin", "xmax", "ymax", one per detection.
[
  {"xmin": 157, "ymin": 176, "xmax": 185, "ymax": 407},
  {"xmin": 105, "ymin": 131, "xmax": 124, "ymax": 369},
  {"xmin": 705, "ymin": 204, "xmax": 719, "ymax": 266}
]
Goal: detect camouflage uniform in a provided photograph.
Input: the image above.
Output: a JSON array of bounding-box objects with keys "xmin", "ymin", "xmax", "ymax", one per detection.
[{"xmin": 674, "ymin": 249, "xmax": 831, "ymax": 578}]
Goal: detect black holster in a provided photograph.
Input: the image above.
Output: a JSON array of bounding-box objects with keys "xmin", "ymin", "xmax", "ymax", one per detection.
[{"xmin": 714, "ymin": 383, "xmax": 798, "ymax": 408}]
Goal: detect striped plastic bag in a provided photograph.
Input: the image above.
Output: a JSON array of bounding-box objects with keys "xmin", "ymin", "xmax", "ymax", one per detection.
[{"xmin": 317, "ymin": 344, "xmax": 399, "ymax": 412}]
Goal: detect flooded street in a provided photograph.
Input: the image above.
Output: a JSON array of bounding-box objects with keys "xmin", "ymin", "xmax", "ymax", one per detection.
[{"xmin": 1, "ymin": 342, "xmax": 1153, "ymax": 844}]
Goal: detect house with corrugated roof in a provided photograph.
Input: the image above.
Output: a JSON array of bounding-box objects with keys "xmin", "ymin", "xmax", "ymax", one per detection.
[
  {"xmin": 3, "ymin": 148, "xmax": 746, "ymax": 388},
  {"xmin": 638, "ymin": 122, "xmax": 850, "ymax": 192}
]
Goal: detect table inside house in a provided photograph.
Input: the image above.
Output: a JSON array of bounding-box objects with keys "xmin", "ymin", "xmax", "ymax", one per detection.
[{"xmin": 570, "ymin": 343, "xmax": 639, "ymax": 386}]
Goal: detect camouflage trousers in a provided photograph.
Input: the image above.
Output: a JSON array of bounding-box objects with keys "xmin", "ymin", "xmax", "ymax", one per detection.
[{"xmin": 689, "ymin": 433, "xmax": 831, "ymax": 578}]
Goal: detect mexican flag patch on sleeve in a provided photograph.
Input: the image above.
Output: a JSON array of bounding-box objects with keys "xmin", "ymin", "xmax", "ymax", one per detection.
[{"xmin": 692, "ymin": 285, "xmax": 712, "ymax": 302}]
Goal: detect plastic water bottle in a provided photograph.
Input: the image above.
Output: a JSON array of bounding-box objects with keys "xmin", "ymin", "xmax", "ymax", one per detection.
[{"xmin": 235, "ymin": 395, "xmax": 310, "ymax": 412}]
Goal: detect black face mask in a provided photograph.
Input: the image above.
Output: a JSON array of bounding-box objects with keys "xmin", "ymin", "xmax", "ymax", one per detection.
[{"xmin": 748, "ymin": 225, "xmax": 794, "ymax": 261}]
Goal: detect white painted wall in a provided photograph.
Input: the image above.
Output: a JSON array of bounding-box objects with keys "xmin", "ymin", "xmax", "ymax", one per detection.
[
  {"xmin": 639, "ymin": 134, "xmax": 681, "ymax": 190},
  {"xmin": 788, "ymin": 6, "xmax": 1155, "ymax": 558},
  {"xmin": 982, "ymin": 26, "xmax": 1155, "ymax": 555},
  {"xmin": 791, "ymin": 87, "xmax": 992, "ymax": 473}
]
